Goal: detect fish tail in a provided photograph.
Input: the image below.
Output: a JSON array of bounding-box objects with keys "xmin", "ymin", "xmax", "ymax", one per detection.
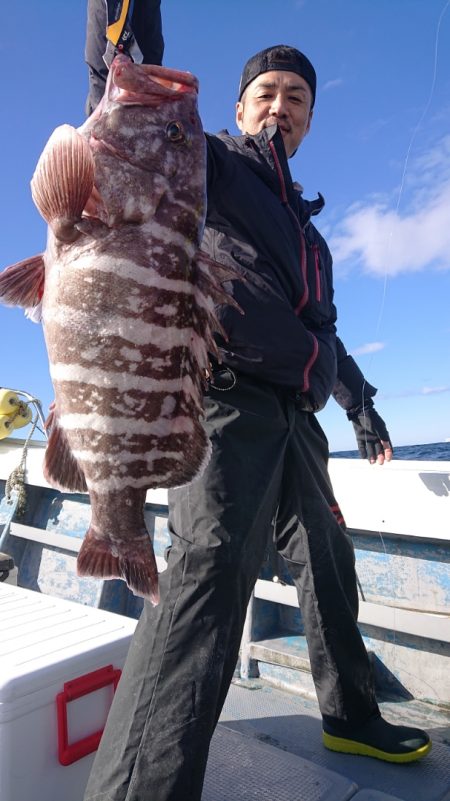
[{"xmin": 77, "ymin": 531, "xmax": 160, "ymax": 605}]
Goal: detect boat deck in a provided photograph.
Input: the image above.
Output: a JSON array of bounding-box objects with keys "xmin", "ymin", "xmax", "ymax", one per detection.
[
  {"xmin": 1, "ymin": 440, "xmax": 449, "ymax": 799},
  {"xmin": 203, "ymin": 679, "xmax": 450, "ymax": 801}
]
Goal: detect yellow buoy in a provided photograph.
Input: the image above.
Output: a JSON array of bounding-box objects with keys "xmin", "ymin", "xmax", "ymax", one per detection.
[
  {"xmin": 0, "ymin": 389, "xmax": 20, "ymax": 414},
  {"xmin": 12, "ymin": 403, "xmax": 33, "ymax": 430},
  {"xmin": 0, "ymin": 414, "xmax": 16, "ymax": 440}
]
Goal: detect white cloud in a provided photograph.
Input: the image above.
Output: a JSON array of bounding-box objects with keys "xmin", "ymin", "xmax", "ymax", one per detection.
[
  {"xmin": 351, "ymin": 341, "xmax": 385, "ymax": 356},
  {"xmin": 322, "ymin": 78, "xmax": 343, "ymax": 92},
  {"xmin": 421, "ymin": 385, "xmax": 450, "ymax": 395},
  {"xmin": 329, "ymin": 136, "xmax": 450, "ymax": 276},
  {"xmin": 380, "ymin": 385, "xmax": 450, "ymax": 399}
]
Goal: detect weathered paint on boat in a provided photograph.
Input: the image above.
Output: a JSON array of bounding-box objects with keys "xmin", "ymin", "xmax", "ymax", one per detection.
[{"xmin": 1, "ymin": 437, "xmax": 449, "ymax": 706}]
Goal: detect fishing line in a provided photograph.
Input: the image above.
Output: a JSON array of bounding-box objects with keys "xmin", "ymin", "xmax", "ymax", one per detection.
[
  {"xmin": 368, "ymin": 0, "xmax": 450, "ymax": 354},
  {"xmin": 356, "ymin": 0, "xmax": 449, "ymax": 681},
  {"xmin": 362, "ymin": 0, "xmax": 449, "ymax": 387},
  {"xmin": 359, "ymin": 0, "xmax": 449, "ymax": 445}
]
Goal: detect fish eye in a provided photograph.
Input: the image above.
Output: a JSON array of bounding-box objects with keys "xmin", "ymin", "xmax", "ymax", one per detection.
[{"xmin": 166, "ymin": 121, "xmax": 185, "ymax": 143}]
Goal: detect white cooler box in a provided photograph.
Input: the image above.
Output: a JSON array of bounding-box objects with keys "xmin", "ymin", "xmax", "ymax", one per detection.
[{"xmin": 0, "ymin": 583, "xmax": 137, "ymax": 801}]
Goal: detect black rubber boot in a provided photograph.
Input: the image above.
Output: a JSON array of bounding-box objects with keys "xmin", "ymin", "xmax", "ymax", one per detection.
[{"xmin": 322, "ymin": 714, "xmax": 432, "ymax": 763}]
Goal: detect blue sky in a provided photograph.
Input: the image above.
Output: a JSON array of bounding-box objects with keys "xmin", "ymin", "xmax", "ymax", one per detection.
[{"xmin": 1, "ymin": 0, "xmax": 449, "ymax": 451}]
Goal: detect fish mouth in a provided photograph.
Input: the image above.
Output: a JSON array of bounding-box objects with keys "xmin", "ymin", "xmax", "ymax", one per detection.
[{"xmin": 108, "ymin": 54, "xmax": 199, "ymax": 105}]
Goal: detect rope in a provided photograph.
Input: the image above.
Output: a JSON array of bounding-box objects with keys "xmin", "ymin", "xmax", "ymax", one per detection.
[
  {"xmin": 4, "ymin": 414, "xmax": 39, "ymax": 518},
  {"xmin": 2, "ymin": 389, "xmax": 47, "ymax": 524},
  {"xmin": 6, "ymin": 388, "xmax": 47, "ymax": 437}
]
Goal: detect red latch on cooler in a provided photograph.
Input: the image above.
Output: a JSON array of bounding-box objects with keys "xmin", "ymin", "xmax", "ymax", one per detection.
[{"xmin": 56, "ymin": 664, "xmax": 122, "ymax": 766}]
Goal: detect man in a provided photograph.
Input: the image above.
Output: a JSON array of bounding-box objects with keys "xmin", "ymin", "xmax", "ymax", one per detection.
[{"xmin": 83, "ymin": 4, "xmax": 431, "ymax": 800}]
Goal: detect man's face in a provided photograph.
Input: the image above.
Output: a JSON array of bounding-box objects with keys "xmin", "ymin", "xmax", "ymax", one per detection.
[{"xmin": 235, "ymin": 70, "xmax": 313, "ymax": 157}]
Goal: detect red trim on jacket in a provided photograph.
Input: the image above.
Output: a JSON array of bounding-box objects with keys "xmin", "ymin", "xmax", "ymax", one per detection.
[
  {"xmin": 268, "ymin": 139, "xmax": 319, "ymax": 392},
  {"xmin": 302, "ymin": 333, "xmax": 319, "ymax": 392},
  {"xmin": 268, "ymin": 141, "xmax": 309, "ymax": 312},
  {"xmin": 293, "ymin": 229, "xmax": 308, "ymax": 313},
  {"xmin": 313, "ymin": 243, "xmax": 321, "ymax": 302}
]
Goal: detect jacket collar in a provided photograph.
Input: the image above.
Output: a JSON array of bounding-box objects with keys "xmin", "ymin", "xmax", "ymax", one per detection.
[
  {"xmin": 216, "ymin": 125, "xmax": 325, "ymax": 224},
  {"xmin": 255, "ymin": 124, "xmax": 293, "ymax": 190}
]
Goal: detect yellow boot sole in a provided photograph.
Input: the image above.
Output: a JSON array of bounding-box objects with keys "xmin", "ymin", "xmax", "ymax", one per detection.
[{"xmin": 322, "ymin": 731, "xmax": 432, "ymax": 763}]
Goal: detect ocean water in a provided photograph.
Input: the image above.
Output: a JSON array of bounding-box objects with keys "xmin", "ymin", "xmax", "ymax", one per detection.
[{"xmin": 331, "ymin": 441, "xmax": 450, "ymax": 461}]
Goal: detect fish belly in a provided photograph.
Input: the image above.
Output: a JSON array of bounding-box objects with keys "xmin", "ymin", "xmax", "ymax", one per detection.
[{"xmin": 43, "ymin": 240, "xmax": 211, "ymax": 498}]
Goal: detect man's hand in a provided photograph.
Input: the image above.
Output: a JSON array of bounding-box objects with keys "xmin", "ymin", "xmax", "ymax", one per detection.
[{"xmin": 347, "ymin": 402, "xmax": 393, "ymax": 465}]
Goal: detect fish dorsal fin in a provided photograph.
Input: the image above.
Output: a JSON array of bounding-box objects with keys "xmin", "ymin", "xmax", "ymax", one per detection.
[
  {"xmin": 193, "ymin": 251, "xmax": 243, "ymax": 316},
  {"xmin": 43, "ymin": 404, "xmax": 88, "ymax": 493},
  {"xmin": 31, "ymin": 124, "xmax": 95, "ymax": 243},
  {"xmin": 0, "ymin": 254, "xmax": 45, "ymax": 309},
  {"xmin": 189, "ymin": 252, "xmax": 244, "ymax": 367},
  {"xmin": 195, "ymin": 251, "xmax": 242, "ymax": 285}
]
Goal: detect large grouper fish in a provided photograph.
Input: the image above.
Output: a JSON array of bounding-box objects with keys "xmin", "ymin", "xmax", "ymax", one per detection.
[{"xmin": 0, "ymin": 55, "xmax": 239, "ymax": 604}]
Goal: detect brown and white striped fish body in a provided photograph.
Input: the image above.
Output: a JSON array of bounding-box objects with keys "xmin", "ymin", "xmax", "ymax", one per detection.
[{"xmin": 0, "ymin": 57, "xmax": 238, "ymax": 603}]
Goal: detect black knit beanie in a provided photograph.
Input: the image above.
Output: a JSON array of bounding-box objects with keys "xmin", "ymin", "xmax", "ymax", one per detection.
[{"xmin": 238, "ymin": 45, "xmax": 316, "ymax": 107}]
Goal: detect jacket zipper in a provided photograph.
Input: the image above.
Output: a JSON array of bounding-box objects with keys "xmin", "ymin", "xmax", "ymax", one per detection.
[
  {"xmin": 268, "ymin": 140, "xmax": 319, "ymax": 391},
  {"xmin": 313, "ymin": 243, "xmax": 321, "ymax": 302},
  {"xmin": 269, "ymin": 141, "xmax": 308, "ymax": 310}
]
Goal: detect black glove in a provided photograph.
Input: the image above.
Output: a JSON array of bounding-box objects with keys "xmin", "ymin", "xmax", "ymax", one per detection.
[{"xmin": 347, "ymin": 401, "xmax": 393, "ymax": 462}]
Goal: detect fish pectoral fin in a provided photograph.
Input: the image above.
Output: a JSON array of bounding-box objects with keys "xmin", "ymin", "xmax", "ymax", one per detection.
[
  {"xmin": 75, "ymin": 215, "xmax": 107, "ymax": 238},
  {"xmin": 77, "ymin": 533, "xmax": 160, "ymax": 606},
  {"xmin": 31, "ymin": 124, "xmax": 95, "ymax": 243},
  {"xmin": 79, "ymin": 183, "xmax": 109, "ymax": 228},
  {"xmin": 0, "ymin": 254, "xmax": 45, "ymax": 312},
  {"xmin": 43, "ymin": 404, "xmax": 87, "ymax": 492}
]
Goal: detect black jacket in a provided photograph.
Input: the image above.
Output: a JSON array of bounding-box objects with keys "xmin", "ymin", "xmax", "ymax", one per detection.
[
  {"xmin": 204, "ymin": 125, "xmax": 375, "ymax": 412},
  {"xmin": 84, "ymin": 0, "xmax": 375, "ymax": 415}
]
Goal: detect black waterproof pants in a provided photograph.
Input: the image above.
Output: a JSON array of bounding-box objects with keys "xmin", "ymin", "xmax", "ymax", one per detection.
[{"xmin": 84, "ymin": 375, "xmax": 379, "ymax": 801}]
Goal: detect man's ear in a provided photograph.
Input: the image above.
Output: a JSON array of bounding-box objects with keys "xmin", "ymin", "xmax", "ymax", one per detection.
[
  {"xmin": 235, "ymin": 101, "xmax": 244, "ymax": 132},
  {"xmin": 305, "ymin": 108, "xmax": 314, "ymax": 136}
]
